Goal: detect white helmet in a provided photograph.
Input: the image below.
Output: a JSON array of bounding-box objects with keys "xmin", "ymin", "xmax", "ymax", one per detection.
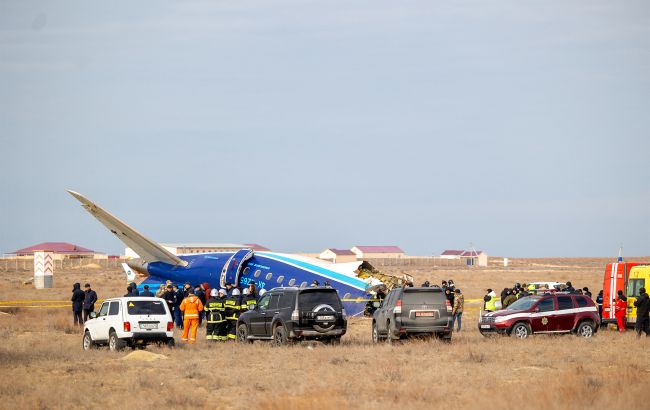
[
  {"xmin": 232, "ymin": 288, "xmax": 241, "ymax": 296},
  {"xmin": 259, "ymin": 289, "xmax": 267, "ymax": 296},
  {"xmin": 218, "ymin": 289, "xmax": 226, "ymax": 296},
  {"xmin": 243, "ymin": 288, "xmax": 250, "ymax": 295},
  {"xmin": 210, "ymin": 289, "xmax": 218, "ymax": 297}
]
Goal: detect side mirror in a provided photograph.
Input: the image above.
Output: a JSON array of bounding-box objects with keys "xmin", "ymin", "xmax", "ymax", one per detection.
[
  {"xmin": 90, "ymin": 311, "xmax": 97, "ymax": 319},
  {"xmin": 372, "ymin": 302, "xmax": 381, "ymax": 308}
]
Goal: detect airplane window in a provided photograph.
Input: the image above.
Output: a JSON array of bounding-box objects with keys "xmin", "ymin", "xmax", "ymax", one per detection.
[
  {"xmin": 266, "ymin": 272, "xmax": 273, "ymax": 280},
  {"xmin": 288, "ymin": 279, "xmax": 296, "ymax": 286},
  {"xmin": 343, "ymin": 293, "xmax": 351, "ymax": 299},
  {"xmin": 242, "ymin": 267, "xmax": 250, "ymax": 276},
  {"xmin": 254, "ymin": 270, "xmax": 261, "ymax": 278},
  {"xmin": 300, "ymin": 281, "xmax": 307, "ymax": 288},
  {"xmin": 277, "ymin": 275, "xmax": 284, "ymax": 284}
]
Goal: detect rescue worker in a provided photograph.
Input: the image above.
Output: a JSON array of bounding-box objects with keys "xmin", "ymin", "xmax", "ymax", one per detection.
[
  {"xmin": 248, "ymin": 282, "xmax": 258, "ymax": 299},
  {"xmin": 503, "ymin": 289, "xmax": 517, "ymax": 308},
  {"xmin": 451, "ymin": 288, "xmax": 464, "ymax": 332},
  {"xmin": 614, "ymin": 290, "xmax": 627, "ymax": 333},
  {"xmin": 82, "ymin": 283, "xmax": 97, "ymax": 322},
  {"xmin": 518, "ymin": 287, "xmax": 530, "ymax": 299},
  {"xmin": 71, "ymin": 282, "xmax": 85, "ymax": 326},
  {"xmin": 141, "ymin": 284, "xmax": 154, "ymax": 297},
  {"xmin": 172, "ymin": 284, "xmax": 184, "ymax": 329},
  {"xmin": 526, "ymin": 283, "xmax": 536, "ymax": 295},
  {"xmin": 225, "ymin": 288, "xmax": 241, "ymax": 341},
  {"xmin": 484, "ymin": 289, "xmax": 498, "ymax": 312},
  {"xmin": 215, "ymin": 289, "xmax": 228, "ymax": 341},
  {"xmin": 179, "ymin": 288, "xmax": 203, "ymax": 344},
  {"xmin": 633, "ymin": 287, "xmax": 650, "ymax": 337},
  {"xmin": 241, "ymin": 288, "xmax": 257, "ymax": 311},
  {"xmin": 204, "ymin": 289, "xmax": 222, "ymax": 341},
  {"xmin": 596, "ymin": 290, "xmax": 604, "ymax": 320}
]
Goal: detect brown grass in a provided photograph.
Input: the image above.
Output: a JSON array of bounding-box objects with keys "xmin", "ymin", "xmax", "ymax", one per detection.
[{"xmin": 0, "ymin": 258, "xmax": 649, "ymax": 409}]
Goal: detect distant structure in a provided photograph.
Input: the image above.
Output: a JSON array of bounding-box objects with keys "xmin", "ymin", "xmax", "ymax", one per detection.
[
  {"xmin": 351, "ymin": 246, "xmax": 405, "ymax": 259},
  {"xmin": 440, "ymin": 249, "xmax": 488, "ymax": 267},
  {"xmin": 10, "ymin": 242, "xmax": 102, "ymax": 260},
  {"xmin": 319, "ymin": 248, "xmax": 357, "ymax": 263},
  {"xmin": 33, "ymin": 251, "xmax": 54, "ymax": 289},
  {"xmin": 124, "ymin": 243, "xmax": 270, "ymax": 258}
]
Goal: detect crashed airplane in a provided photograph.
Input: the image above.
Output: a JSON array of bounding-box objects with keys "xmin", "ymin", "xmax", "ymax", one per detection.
[{"xmin": 68, "ymin": 191, "xmax": 407, "ymax": 316}]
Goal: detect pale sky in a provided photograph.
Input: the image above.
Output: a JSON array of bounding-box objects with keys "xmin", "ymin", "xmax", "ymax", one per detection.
[{"xmin": 1, "ymin": 0, "xmax": 649, "ymax": 257}]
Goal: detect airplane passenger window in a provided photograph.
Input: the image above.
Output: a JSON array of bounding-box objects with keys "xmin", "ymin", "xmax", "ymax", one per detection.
[
  {"xmin": 254, "ymin": 270, "xmax": 261, "ymax": 278},
  {"xmin": 288, "ymin": 279, "xmax": 296, "ymax": 286},
  {"xmin": 266, "ymin": 272, "xmax": 273, "ymax": 280},
  {"xmin": 343, "ymin": 293, "xmax": 351, "ymax": 300},
  {"xmin": 242, "ymin": 267, "xmax": 250, "ymax": 275},
  {"xmin": 277, "ymin": 275, "xmax": 284, "ymax": 284},
  {"xmin": 300, "ymin": 281, "xmax": 307, "ymax": 288}
]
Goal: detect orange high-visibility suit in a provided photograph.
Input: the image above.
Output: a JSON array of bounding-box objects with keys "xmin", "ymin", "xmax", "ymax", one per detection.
[
  {"xmin": 615, "ymin": 298, "xmax": 627, "ymax": 332},
  {"xmin": 180, "ymin": 294, "xmax": 204, "ymax": 343}
]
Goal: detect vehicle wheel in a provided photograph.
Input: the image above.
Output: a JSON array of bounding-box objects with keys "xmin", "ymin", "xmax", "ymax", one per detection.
[
  {"xmin": 166, "ymin": 338, "xmax": 175, "ymax": 347},
  {"xmin": 576, "ymin": 322, "xmax": 595, "ymax": 338},
  {"xmin": 237, "ymin": 324, "xmax": 253, "ymax": 344},
  {"xmin": 511, "ymin": 323, "xmax": 531, "ymax": 339},
  {"xmin": 439, "ymin": 332, "xmax": 452, "ymax": 343},
  {"xmin": 371, "ymin": 322, "xmax": 382, "ymax": 343},
  {"xmin": 273, "ymin": 325, "xmax": 289, "ymax": 347},
  {"xmin": 385, "ymin": 321, "xmax": 395, "ymax": 344},
  {"xmin": 82, "ymin": 331, "xmax": 95, "ymax": 350},
  {"xmin": 109, "ymin": 331, "xmax": 126, "ymax": 351}
]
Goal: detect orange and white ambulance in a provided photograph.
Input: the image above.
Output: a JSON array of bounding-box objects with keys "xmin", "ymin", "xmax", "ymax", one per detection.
[{"xmin": 601, "ymin": 260, "xmax": 641, "ymax": 326}]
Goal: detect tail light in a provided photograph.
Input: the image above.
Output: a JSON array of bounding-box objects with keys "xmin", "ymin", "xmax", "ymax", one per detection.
[
  {"xmin": 291, "ymin": 309, "xmax": 299, "ymax": 321},
  {"xmin": 446, "ymin": 299, "xmax": 452, "ymax": 313},
  {"xmin": 167, "ymin": 322, "xmax": 173, "ymax": 331},
  {"xmin": 393, "ymin": 299, "xmax": 402, "ymax": 314},
  {"xmin": 123, "ymin": 322, "xmax": 131, "ymax": 332}
]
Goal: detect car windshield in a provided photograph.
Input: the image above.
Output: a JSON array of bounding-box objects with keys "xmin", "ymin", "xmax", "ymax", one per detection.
[
  {"xmin": 299, "ymin": 290, "xmax": 342, "ymax": 311},
  {"xmin": 403, "ymin": 290, "xmax": 444, "ymax": 304},
  {"xmin": 126, "ymin": 300, "xmax": 166, "ymax": 315},
  {"xmin": 505, "ymin": 296, "xmax": 541, "ymax": 311}
]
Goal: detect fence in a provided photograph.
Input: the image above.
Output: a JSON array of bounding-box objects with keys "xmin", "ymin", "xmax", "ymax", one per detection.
[
  {"xmin": 0, "ymin": 257, "xmax": 127, "ymax": 272},
  {"xmin": 365, "ymin": 257, "xmax": 469, "ymax": 267}
]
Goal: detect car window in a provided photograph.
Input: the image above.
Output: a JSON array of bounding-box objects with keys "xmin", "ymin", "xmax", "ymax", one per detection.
[
  {"xmin": 257, "ymin": 294, "xmax": 270, "ymax": 311},
  {"xmin": 279, "ymin": 292, "xmax": 295, "ymax": 309},
  {"xmin": 403, "ymin": 290, "xmax": 444, "ymax": 304},
  {"xmin": 98, "ymin": 302, "xmax": 110, "ymax": 317},
  {"xmin": 269, "ymin": 294, "xmax": 280, "ymax": 310},
  {"xmin": 557, "ymin": 296, "xmax": 574, "ymax": 310},
  {"xmin": 575, "ymin": 296, "xmax": 589, "ymax": 308},
  {"xmin": 299, "ymin": 290, "xmax": 342, "ymax": 311},
  {"xmin": 537, "ymin": 298, "xmax": 555, "ymax": 312},
  {"xmin": 108, "ymin": 301, "xmax": 120, "ymax": 316},
  {"xmin": 506, "ymin": 296, "xmax": 541, "ymax": 310},
  {"xmin": 384, "ymin": 290, "xmax": 396, "ymax": 307},
  {"xmin": 627, "ymin": 279, "xmax": 645, "ymax": 298},
  {"xmin": 126, "ymin": 300, "xmax": 166, "ymax": 315}
]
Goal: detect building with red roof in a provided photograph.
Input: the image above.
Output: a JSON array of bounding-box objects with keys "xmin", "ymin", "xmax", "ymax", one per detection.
[
  {"xmin": 319, "ymin": 248, "xmax": 357, "ymax": 263},
  {"xmin": 10, "ymin": 242, "xmax": 100, "ymax": 260}
]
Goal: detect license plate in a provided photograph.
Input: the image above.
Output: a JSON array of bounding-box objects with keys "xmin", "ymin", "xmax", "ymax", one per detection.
[
  {"xmin": 480, "ymin": 324, "xmax": 491, "ymax": 329},
  {"xmin": 318, "ymin": 315, "xmax": 335, "ymax": 321},
  {"xmin": 139, "ymin": 323, "xmax": 158, "ymax": 329},
  {"xmin": 416, "ymin": 312, "xmax": 434, "ymax": 317}
]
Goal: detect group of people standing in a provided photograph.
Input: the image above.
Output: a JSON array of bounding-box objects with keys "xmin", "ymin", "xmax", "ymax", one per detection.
[
  {"xmin": 70, "ymin": 283, "xmax": 98, "ymax": 325},
  {"xmin": 608, "ymin": 287, "xmax": 650, "ymax": 337}
]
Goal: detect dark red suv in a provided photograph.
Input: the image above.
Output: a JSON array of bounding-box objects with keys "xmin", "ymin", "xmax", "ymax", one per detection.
[{"xmin": 478, "ymin": 293, "xmax": 600, "ymax": 338}]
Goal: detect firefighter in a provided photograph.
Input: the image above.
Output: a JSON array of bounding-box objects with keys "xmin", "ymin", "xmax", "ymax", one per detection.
[
  {"xmin": 204, "ymin": 289, "xmax": 221, "ymax": 341},
  {"xmin": 484, "ymin": 289, "xmax": 498, "ymax": 312},
  {"xmin": 614, "ymin": 290, "xmax": 627, "ymax": 333},
  {"xmin": 215, "ymin": 289, "xmax": 228, "ymax": 341},
  {"xmin": 179, "ymin": 288, "xmax": 204, "ymax": 344},
  {"xmin": 241, "ymin": 288, "xmax": 257, "ymax": 311},
  {"xmin": 224, "ymin": 288, "xmax": 241, "ymax": 341}
]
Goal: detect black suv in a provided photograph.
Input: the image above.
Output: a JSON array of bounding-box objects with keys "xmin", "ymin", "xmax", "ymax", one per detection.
[
  {"xmin": 372, "ymin": 287, "xmax": 452, "ymax": 343},
  {"xmin": 236, "ymin": 287, "xmax": 347, "ymax": 345}
]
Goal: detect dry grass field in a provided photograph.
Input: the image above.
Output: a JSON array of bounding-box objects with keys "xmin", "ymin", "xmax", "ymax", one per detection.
[{"xmin": 1, "ymin": 257, "xmax": 650, "ymax": 410}]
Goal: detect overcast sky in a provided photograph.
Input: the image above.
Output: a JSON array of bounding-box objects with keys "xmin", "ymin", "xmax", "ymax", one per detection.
[{"xmin": 1, "ymin": 1, "xmax": 648, "ymax": 257}]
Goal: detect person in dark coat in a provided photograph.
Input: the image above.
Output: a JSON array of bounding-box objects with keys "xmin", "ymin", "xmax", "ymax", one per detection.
[
  {"xmin": 82, "ymin": 283, "xmax": 97, "ymax": 322},
  {"xmin": 124, "ymin": 286, "xmax": 135, "ymax": 297},
  {"xmin": 195, "ymin": 284, "xmax": 206, "ymax": 325},
  {"xmin": 633, "ymin": 287, "xmax": 650, "ymax": 337},
  {"xmin": 565, "ymin": 281, "xmax": 575, "ymax": 293},
  {"xmin": 582, "ymin": 287, "xmax": 592, "ymax": 298},
  {"xmin": 71, "ymin": 283, "xmax": 85, "ymax": 326},
  {"xmin": 172, "ymin": 284, "xmax": 184, "ymax": 329},
  {"xmin": 445, "ymin": 288, "xmax": 454, "ymax": 307},
  {"xmin": 140, "ymin": 284, "xmax": 154, "ymax": 297},
  {"xmin": 162, "ymin": 285, "xmax": 175, "ymax": 314},
  {"xmin": 596, "ymin": 290, "xmax": 604, "ymax": 320},
  {"xmin": 129, "ymin": 282, "xmax": 139, "ymax": 296}
]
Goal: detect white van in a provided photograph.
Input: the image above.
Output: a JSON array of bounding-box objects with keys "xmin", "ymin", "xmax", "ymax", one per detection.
[{"xmin": 82, "ymin": 297, "xmax": 175, "ymax": 351}]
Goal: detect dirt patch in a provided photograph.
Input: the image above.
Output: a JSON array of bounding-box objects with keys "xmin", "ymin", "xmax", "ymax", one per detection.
[{"xmin": 120, "ymin": 350, "xmax": 168, "ymax": 362}]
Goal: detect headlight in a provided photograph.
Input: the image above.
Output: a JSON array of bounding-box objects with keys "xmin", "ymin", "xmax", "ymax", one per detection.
[{"xmin": 494, "ymin": 316, "xmax": 506, "ymax": 324}]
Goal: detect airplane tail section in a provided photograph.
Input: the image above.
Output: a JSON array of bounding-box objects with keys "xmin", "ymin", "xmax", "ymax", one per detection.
[{"xmin": 68, "ymin": 190, "xmax": 188, "ymax": 267}]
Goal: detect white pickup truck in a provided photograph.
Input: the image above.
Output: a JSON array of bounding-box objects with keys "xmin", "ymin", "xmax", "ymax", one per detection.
[{"xmin": 83, "ymin": 297, "xmax": 175, "ymax": 351}]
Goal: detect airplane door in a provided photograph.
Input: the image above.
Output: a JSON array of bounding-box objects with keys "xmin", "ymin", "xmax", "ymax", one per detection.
[{"xmin": 220, "ymin": 249, "xmax": 254, "ymax": 288}]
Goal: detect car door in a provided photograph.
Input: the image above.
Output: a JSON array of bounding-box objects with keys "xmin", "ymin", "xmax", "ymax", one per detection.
[
  {"xmin": 264, "ymin": 293, "xmax": 281, "ymax": 335},
  {"xmin": 378, "ymin": 290, "xmax": 396, "ymax": 332},
  {"xmin": 94, "ymin": 301, "xmax": 111, "ymax": 340},
  {"xmin": 531, "ymin": 297, "xmax": 555, "ymax": 333},
  {"xmin": 555, "ymin": 295, "xmax": 576, "ymax": 332},
  {"xmin": 249, "ymin": 294, "xmax": 270, "ymax": 336}
]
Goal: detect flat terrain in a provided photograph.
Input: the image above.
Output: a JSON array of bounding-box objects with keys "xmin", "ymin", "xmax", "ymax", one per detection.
[{"xmin": 1, "ymin": 257, "xmax": 649, "ymax": 410}]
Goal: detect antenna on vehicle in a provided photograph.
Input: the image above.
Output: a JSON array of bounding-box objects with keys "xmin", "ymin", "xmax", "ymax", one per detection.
[{"xmin": 617, "ymin": 244, "xmax": 623, "ymax": 263}]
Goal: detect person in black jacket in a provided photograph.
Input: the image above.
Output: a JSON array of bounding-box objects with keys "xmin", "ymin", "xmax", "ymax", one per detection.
[
  {"xmin": 129, "ymin": 282, "xmax": 139, "ymax": 296},
  {"xmin": 124, "ymin": 286, "xmax": 135, "ymax": 297},
  {"xmin": 633, "ymin": 287, "xmax": 650, "ymax": 337},
  {"xmin": 71, "ymin": 283, "xmax": 85, "ymax": 326},
  {"xmin": 82, "ymin": 283, "xmax": 97, "ymax": 322},
  {"xmin": 140, "ymin": 285, "xmax": 155, "ymax": 297}
]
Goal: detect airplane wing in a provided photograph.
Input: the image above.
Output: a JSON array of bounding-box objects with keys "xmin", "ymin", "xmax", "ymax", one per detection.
[{"xmin": 67, "ymin": 190, "xmax": 188, "ymax": 267}]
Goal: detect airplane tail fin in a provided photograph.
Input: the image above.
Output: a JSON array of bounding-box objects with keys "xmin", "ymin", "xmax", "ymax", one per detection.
[
  {"xmin": 122, "ymin": 262, "xmax": 137, "ymax": 282},
  {"xmin": 68, "ymin": 190, "xmax": 188, "ymax": 267}
]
